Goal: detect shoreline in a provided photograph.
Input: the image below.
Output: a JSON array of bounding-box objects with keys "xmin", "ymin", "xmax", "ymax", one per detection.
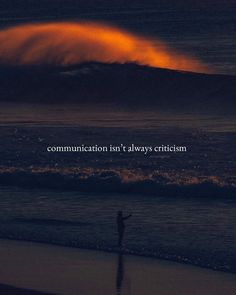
[
  {"xmin": 1, "ymin": 237, "xmax": 234, "ymax": 274},
  {"xmin": 0, "ymin": 283, "xmax": 57, "ymax": 295},
  {"xmin": 0, "ymin": 239, "xmax": 235, "ymax": 295}
]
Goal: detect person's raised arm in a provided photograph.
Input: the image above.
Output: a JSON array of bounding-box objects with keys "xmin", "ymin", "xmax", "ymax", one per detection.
[{"xmin": 123, "ymin": 214, "xmax": 132, "ymax": 220}]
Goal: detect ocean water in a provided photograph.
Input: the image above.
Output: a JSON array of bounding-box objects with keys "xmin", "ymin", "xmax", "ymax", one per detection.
[
  {"xmin": 0, "ymin": 109, "xmax": 235, "ymax": 272},
  {"xmin": 0, "ymin": 186, "xmax": 235, "ymax": 273},
  {"xmin": 0, "ymin": 107, "xmax": 235, "ymax": 195}
]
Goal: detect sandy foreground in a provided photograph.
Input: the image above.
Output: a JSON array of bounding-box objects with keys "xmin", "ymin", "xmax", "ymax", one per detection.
[{"xmin": 0, "ymin": 239, "xmax": 235, "ymax": 295}]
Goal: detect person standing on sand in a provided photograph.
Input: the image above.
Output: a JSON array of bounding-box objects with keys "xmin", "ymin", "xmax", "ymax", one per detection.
[{"xmin": 117, "ymin": 211, "xmax": 132, "ymax": 247}]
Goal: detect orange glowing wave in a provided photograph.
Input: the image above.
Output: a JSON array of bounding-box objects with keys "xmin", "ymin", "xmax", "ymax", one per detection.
[{"xmin": 0, "ymin": 22, "xmax": 209, "ymax": 73}]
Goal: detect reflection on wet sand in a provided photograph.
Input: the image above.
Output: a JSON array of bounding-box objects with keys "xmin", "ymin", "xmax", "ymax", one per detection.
[
  {"xmin": 116, "ymin": 253, "xmax": 124, "ymax": 295},
  {"xmin": 116, "ymin": 252, "xmax": 132, "ymax": 295}
]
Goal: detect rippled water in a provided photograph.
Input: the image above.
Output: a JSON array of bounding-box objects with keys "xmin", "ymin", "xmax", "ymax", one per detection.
[{"xmin": 0, "ymin": 103, "xmax": 235, "ymax": 131}]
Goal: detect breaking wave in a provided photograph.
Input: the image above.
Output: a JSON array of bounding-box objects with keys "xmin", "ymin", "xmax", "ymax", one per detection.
[
  {"xmin": 0, "ymin": 22, "xmax": 209, "ymax": 73},
  {"xmin": 0, "ymin": 167, "xmax": 235, "ymax": 198}
]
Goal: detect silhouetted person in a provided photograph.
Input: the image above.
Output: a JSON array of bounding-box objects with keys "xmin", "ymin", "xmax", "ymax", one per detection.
[{"xmin": 117, "ymin": 211, "xmax": 132, "ymax": 247}]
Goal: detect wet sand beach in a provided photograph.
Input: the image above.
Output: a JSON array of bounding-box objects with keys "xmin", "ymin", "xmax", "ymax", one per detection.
[{"xmin": 0, "ymin": 239, "xmax": 235, "ymax": 295}]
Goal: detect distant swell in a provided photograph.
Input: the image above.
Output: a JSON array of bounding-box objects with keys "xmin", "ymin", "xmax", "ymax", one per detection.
[{"xmin": 0, "ymin": 63, "xmax": 235, "ymax": 112}]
